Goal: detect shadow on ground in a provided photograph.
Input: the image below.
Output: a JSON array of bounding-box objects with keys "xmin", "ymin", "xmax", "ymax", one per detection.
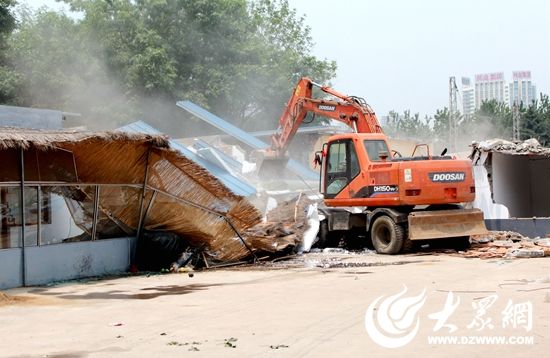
[{"xmin": 28, "ymin": 283, "xmax": 223, "ymax": 300}]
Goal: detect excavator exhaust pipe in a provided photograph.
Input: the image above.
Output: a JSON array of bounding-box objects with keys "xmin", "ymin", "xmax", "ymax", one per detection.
[{"xmin": 408, "ymin": 208, "xmax": 488, "ymax": 241}]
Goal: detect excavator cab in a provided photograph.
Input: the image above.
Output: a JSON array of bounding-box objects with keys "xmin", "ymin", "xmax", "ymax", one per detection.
[{"xmin": 321, "ymin": 138, "xmax": 360, "ymax": 199}]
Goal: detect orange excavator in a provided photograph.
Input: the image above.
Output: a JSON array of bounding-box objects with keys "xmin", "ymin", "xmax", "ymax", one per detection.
[{"xmin": 262, "ymin": 77, "xmax": 487, "ymax": 254}]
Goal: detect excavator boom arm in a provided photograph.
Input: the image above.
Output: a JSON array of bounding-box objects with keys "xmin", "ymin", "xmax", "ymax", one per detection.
[{"xmin": 270, "ymin": 77, "xmax": 383, "ymax": 156}]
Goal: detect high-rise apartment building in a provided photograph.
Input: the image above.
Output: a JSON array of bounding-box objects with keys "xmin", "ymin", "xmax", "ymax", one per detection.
[
  {"xmin": 509, "ymin": 71, "xmax": 537, "ymax": 107},
  {"xmin": 474, "ymin": 72, "xmax": 509, "ymax": 109},
  {"xmin": 461, "ymin": 77, "xmax": 475, "ymax": 117}
]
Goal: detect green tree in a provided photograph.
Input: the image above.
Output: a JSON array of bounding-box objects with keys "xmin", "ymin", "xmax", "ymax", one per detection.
[
  {"xmin": 521, "ymin": 94, "xmax": 550, "ymax": 145},
  {"xmin": 8, "ymin": 8, "xmax": 133, "ymax": 122},
  {"xmin": 6, "ymin": 0, "xmax": 335, "ymax": 132},
  {"xmin": 384, "ymin": 110, "xmax": 432, "ymax": 142},
  {"xmin": 474, "ymin": 99, "xmax": 513, "ymax": 139},
  {"xmin": 433, "ymin": 107, "xmax": 449, "ymax": 140},
  {"xmin": 244, "ymin": 0, "xmax": 336, "ymax": 129},
  {"xmin": 537, "ymin": 94, "xmax": 550, "ymax": 145},
  {"xmin": 432, "ymin": 107, "xmax": 474, "ymax": 152},
  {"xmin": 0, "ymin": 0, "xmax": 20, "ymax": 104},
  {"xmin": 0, "ymin": 0, "xmax": 16, "ymax": 57}
]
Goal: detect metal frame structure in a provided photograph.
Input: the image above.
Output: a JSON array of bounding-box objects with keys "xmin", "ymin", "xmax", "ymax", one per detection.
[
  {"xmin": 449, "ymin": 76, "xmax": 458, "ymax": 153},
  {"xmin": 1, "ymin": 180, "xmax": 250, "ymax": 243},
  {"xmin": 19, "ymin": 148, "xmax": 26, "ymax": 286}
]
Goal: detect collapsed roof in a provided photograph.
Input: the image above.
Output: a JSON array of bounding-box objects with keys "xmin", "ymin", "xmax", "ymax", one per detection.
[
  {"xmin": 0, "ymin": 127, "xmax": 262, "ymax": 261},
  {"xmin": 471, "ymin": 138, "xmax": 550, "ymax": 157}
]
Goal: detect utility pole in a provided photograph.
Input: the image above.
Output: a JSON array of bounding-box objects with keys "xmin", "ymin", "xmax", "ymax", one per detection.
[
  {"xmin": 448, "ymin": 77, "xmax": 458, "ymax": 153},
  {"xmin": 512, "ymin": 101, "xmax": 521, "ymax": 141}
]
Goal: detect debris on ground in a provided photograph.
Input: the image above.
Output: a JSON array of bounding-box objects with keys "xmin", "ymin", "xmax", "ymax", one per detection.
[
  {"xmin": 252, "ymin": 230, "xmax": 550, "ymax": 267},
  {"xmin": 265, "ymin": 192, "xmax": 319, "ymax": 223},
  {"xmin": 197, "ymin": 229, "xmax": 550, "ymax": 270},
  {"xmin": 224, "ymin": 337, "xmax": 238, "ymax": 348},
  {"xmin": 0, "ymin": 292, "xmax": 34, "ymax": 306},
  {"xmin": 240, "ymin": 193, "xmax": 321, "ymax": 256},
  {"xmin": 270, "ymin": 344, "xmax": 289, "ymax": 349},
  {"xmin": 242, "ymin": 221, "xmax": 301, "ymax": 253},
  {"xmin": 460, "ymin": 231, "xmax": 550, "ymax": 259}
]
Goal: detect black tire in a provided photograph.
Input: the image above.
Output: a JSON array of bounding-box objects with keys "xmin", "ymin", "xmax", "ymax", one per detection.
[
  {"xmin": 315, "ymin": 221, "xmax": 341, "ymax": 248},
  {"xmin": 371, "ymin": 215, "xmax": 404, "ymax": 254},
  {"xmin": 400, "ymin": 236, "xmax": 415, "ymax": 253}
]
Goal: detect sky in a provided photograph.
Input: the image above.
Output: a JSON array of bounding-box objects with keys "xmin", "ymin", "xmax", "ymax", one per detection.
[
  {"xmin": 22, "ymin": 0, "xmax": 550, "ymax": 118},
  {"xmin": 288, "ymin": 0, "xmax": 550, "ymax": 117}
]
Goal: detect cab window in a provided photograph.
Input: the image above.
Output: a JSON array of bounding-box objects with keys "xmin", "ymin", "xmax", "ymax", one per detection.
[
  {"xmin": 364, "ymin": 140, "xmax": 390, "ymax": 161},
  {"xmin": 325, "ymin": 140, "xmax": 361, "ymax": 197}
]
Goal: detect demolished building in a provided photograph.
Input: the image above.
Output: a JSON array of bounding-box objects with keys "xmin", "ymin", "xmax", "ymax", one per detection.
[
  {"xmin": 0, "ymin": 128, "xmax": 261, "ymax": 289},
  {"xmin": 471, "ymin": 138, "xmax": 550, "ymax": 237}
]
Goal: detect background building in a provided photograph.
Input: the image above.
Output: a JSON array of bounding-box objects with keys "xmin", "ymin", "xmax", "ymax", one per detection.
[
  {"xmin": 474, "ymin": 72, "xmax": 509, "ymax": 109},
  {"xmin": 509, "ymin": 71, "xmax": 537, "ymax": 107},
  {"xmin": 461, "ymin": 77, "xmax": 475, "ymax": 117},
  {"xmin": 463, "ymin": 71, "xmax": 538, "ymax": 111}
]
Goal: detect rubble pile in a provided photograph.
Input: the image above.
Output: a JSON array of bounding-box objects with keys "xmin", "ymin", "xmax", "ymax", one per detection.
[
  {"xmin": 265, "ymin": 193, "xmax": 318, "ymax": 222},
  {"xmin": 242, "ymin": 222, "xmax": 302, "ymax": 254},
  {"xmin": 472, "ymin": 138, "xmax": 550, "ymax": 156},
  {"xmin": 242, "ymin": 193, "xmax": 320, "ymax": 255},
  {"xmin": 462, "ymin": 231, "xmax": 550, "ymax": 259}
]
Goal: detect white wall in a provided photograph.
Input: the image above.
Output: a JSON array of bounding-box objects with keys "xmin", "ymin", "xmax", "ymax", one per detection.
[
  {"xmin": 0, "ymin": 248, "xmax": 23, "ymax": 289},
  {"xmin": 492, "ymin": 153, "xmax": 550, "ymax": 218},
  {"xmin": 0, "ymin": 237, "xmax": 135, "ymax": 289},
  {"xmin": 472, "ymin": 165, "xmax": 509, "ymax": 219}
]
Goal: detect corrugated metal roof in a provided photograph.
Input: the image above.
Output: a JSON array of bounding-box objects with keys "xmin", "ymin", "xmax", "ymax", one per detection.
[
  {"xmin": 176, "ymin": 100, "xmax": 318, "ymax": 180},
  {"xmin": 193, "ymin": 139, "xmax": 243, "ymax": 173},
  {"xmin": 248, "ymin": 124, "xmax": 353, "ymax": 137},
  {"xmin": 0, "ymin": 105, "xmax": 63, "ymax": 130},
  {"xmin": 118, "ymin": 121, "xmax": 257, "ymax": 197}
]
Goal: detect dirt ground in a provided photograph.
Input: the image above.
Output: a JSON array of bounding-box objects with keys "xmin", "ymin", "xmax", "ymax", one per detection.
[{"xmin": 1, "ymin": 253, "xmax": 549, "ymax": 357}]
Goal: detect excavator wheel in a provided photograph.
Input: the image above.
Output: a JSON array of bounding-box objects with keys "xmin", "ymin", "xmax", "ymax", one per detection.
[{"xmin": 371, "ymin": 215, "xmax": 404, "ymax": 254}]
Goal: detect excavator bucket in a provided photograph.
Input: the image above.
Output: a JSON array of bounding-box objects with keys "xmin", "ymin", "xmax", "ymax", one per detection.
[
  {"xmin": 255, "ymin": 150, "xmax": 290, "ymax": 179},
  {"xmin": 408, "ymin": 208, "xmax": 487, "ymax": 241}
]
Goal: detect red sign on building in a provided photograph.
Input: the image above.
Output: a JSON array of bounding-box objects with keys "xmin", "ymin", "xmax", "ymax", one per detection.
[
  {"xmin": 513, "ymin": 71, "xmax": 531, "ymax": 80},
  {"xmin": 475, "ymin": 72, "xmax": 504, "ymax": 82}
]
